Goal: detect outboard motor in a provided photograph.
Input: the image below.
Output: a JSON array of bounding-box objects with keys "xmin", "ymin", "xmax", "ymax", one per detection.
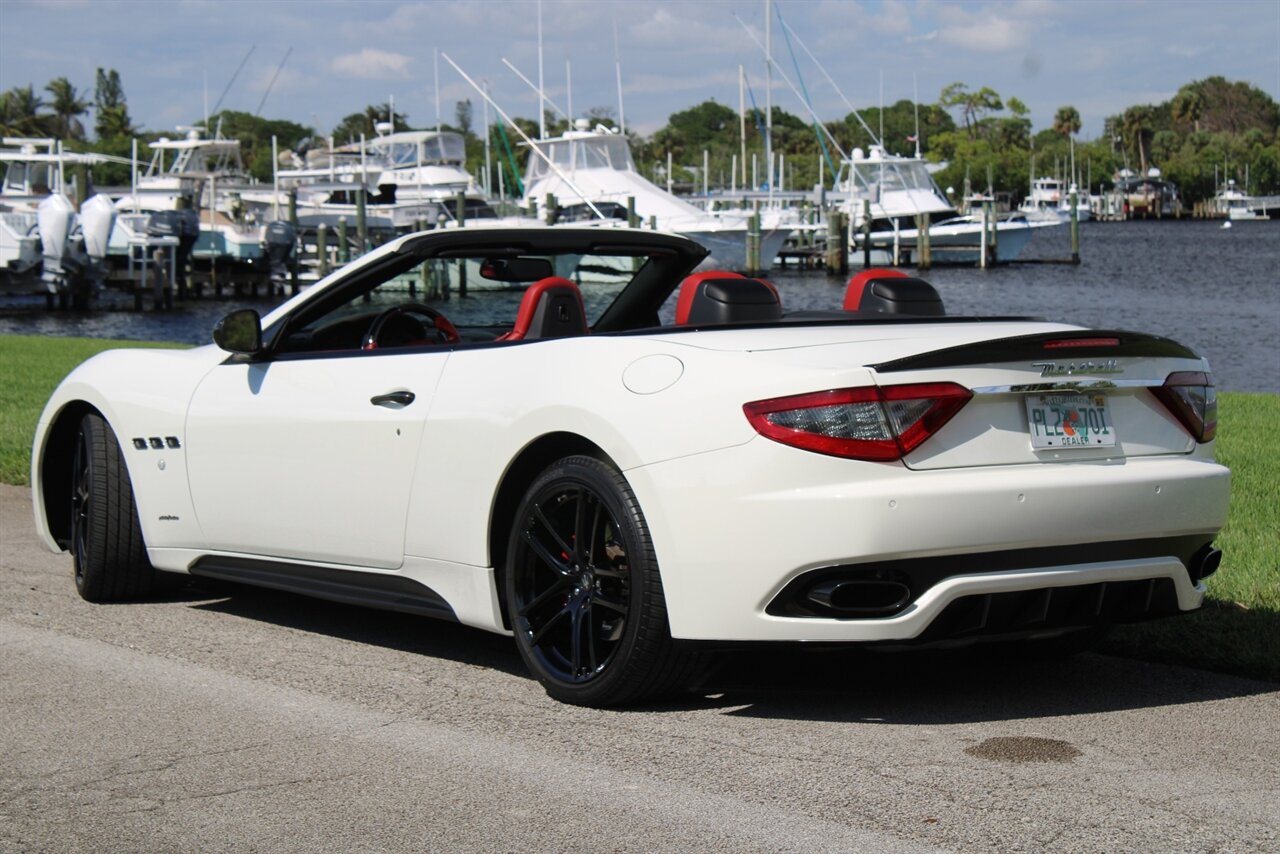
[
  {"xmin": 176, "ymin": 207, "xmax": 200, "ymax": 293},
  {"xmin": 37, "ymin": 193, "xmax": 105, "ymax": 309},
  {"xmin": 263, "ymin": 220, "xmax": 296, "ymax": 287},
  {"xmin": 70, "ymin": 193, "xmax": 116, "ymax": 297}
]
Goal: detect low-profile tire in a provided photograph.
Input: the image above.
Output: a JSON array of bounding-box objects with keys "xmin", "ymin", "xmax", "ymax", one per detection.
[
  {"xmin": 71, "ymin": 412, "xmax": 156, "ymax": 602},
  {"xmin": 505, "ymin": 455, "xmax": 695, "ymax": 707}
]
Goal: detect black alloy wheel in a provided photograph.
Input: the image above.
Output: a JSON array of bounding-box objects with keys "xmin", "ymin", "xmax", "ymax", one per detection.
[
  {"xmin": 70, "ymin": 412, "xmax": 156, "ymax": 602},
  {"xmin": 506, "ymin": 455, "xmax": 693, "ymax": 706}
]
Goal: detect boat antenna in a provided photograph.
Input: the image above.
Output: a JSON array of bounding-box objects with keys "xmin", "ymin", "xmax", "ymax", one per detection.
[
  {"xmin": 566, "ymin": 57, "xmax": 572, "ymax": 123},
  {"xmin": 501, "ymin": 58, "xmax": 569, "ymax": 121},
  {"xmin": 212, "ymin": 45, "xmax": 255, "ymax": 116},
  {"xmin": 774, "ymin": 14, "xmax": 879, "ymax": 146},
  {"xmin": 613, "ymin": 18, "xmax": 625, "ymax": 134},
  {"xmin": 879, "ymin": 70, "xmax": 884, "ymax": 149},
  {"xmin": 913, "ymin": 74, "xmax": 921, "ymax": 158},
  {"xmin": 731, "ymin": 12, "xmax": 848, "ymax": 162},
  {"xmin": 434, "ymin": 48, "xmax": 441, "ymax": 132},
  {"xmin": 256, "ymin": 46, "xmax": 292, "ymax": 116},
  {"xmin": 442, "ymin": 52, "xmax": 605, "ymax": 220}
]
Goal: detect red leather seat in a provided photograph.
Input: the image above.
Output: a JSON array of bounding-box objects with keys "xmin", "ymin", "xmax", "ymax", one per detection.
[
  {"xmin": 675, "ymin": 271, "xmax": 781, "ymax": 325},
  {"xmin": 497, "ymin": 276, "xmax": 589, "ymax": 341}
]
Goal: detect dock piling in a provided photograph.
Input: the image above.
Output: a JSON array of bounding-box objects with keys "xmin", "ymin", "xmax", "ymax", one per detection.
[{"xmin": 1070, "ymin": 189, "xmax": 1081, "ymax": 264}]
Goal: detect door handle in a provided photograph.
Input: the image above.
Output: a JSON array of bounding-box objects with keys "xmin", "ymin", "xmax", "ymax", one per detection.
[{"xmin": 370, "ymin": 390, "xmax": 416, "ymax": 407}]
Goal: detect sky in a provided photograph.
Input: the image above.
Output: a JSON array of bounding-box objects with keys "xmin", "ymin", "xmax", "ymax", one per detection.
[{"xmin": 2, "ymin": 0, "xmax": 1278, "ymax": 144}]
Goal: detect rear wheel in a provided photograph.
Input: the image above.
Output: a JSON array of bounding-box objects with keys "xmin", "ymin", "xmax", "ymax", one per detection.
[
  {"xmin": 505, "ymin": 455, "xmax": 694, "ymax": 706},
  {"xmin": 71, "ymin": 412, "xmax": 156, "ymax": 602}
]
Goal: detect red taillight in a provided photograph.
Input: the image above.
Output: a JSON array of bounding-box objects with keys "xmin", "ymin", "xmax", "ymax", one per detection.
[
  {"xmin": 743, "ymin": 382, "xmax": 973, "ymax": 461},
  {"xmin": 1152, "ymin": 371, "xmax": 1217, "ymax": 443}
]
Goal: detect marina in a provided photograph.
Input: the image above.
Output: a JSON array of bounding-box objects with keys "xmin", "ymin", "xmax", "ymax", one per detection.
[{"xmin": 1, "ymin": 218, "xmax": 1275, "ymax": 394}]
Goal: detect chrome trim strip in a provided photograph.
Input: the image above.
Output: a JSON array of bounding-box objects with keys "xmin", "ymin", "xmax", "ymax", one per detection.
[{"xmin": 972, "ymin": 379, "xmax": 1164, "ymax": 395}]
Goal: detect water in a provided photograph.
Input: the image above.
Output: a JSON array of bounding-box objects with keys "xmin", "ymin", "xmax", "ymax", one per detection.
[{"xmin": 2, "ymin": 219, "xmax": 1276, "ymax": 392}]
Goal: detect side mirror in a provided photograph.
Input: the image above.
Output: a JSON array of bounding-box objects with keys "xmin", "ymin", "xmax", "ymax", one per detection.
[{"xmin": 213, "ymin": 308, "xmax": 263, "ymax": 355}]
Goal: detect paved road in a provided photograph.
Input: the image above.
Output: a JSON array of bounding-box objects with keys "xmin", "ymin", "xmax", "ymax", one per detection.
[{"xmin": 2, "ymin": 483, "xmax": 1277, "ymax": 852}]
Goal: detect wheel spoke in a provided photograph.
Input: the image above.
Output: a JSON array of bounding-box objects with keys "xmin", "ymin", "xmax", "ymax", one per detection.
[
  {"xmin": 529, "ymin": 602, "xmax": 572, "ymax": 647},
  {"xmin": 517, "ymin": 575, "xmax": 573, "ymax": 618},
  {"xmin": 532, "ymin": 503, "xmax": 575, "ymax": 562},
  {"xmin": 586, "ymin": 500, "xmax": 603, "ymax": 567},
  {"xmin": 571, "ymin": 488, "xmax": 588, "ymax": 562},
  {"xmin": 569, "ymin": 596, "xmax": 587, "ymax": 676},
  {"xmin": 521, "ymin": 529, "xmax": 573, "ymax": 577},
  {"xmin": 590, "ymin": 594, "xmax": 627, "ymax": 615}
]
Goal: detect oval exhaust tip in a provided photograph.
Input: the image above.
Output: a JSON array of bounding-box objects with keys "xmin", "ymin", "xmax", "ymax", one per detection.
[{"xmin": 807, "ymin": 579, "xmax": 913, "ymax": 616}]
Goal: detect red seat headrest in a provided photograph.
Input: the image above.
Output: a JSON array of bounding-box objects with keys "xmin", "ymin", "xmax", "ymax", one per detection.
[
  {"xmin": 844, "ymin": 268, "xmax": 910, "ymax": 311},
  {"xmin": 676, "ymin": 271, "xmax": 780, "ymax": 325}
]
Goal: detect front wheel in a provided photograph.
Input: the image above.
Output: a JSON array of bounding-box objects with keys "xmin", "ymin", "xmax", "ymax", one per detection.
[
  {"xmin": 505, "ymin": 455, "xmax": 694, "ymax": 706},
  {"xmin": 71, "ymin": 412, "xmax": 157, "ymax": 602}
]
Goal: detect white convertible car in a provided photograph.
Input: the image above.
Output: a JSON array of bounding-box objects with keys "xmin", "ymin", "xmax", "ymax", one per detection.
[{"xmin": 32, "ymin": 227, "xmax": 1230, "ymax": 705}]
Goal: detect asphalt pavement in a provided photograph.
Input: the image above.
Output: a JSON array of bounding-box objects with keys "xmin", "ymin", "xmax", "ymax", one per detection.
[{"xmin": 2, "ymin": 483, "xmax": 1277, "ymax": 852}]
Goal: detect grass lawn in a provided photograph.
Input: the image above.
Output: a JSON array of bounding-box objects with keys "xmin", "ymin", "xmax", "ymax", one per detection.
[
  {"xmin": 2, "ymin": 333, "xmax": 1276, "ymax": 682},
  {"xmin": 0, "ymin": 335, "xmax": 186, "ymax": 484}
]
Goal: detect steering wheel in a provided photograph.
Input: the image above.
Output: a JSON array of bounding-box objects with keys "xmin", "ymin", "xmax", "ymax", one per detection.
[{"xmin": 362, "ymin": 303, "xmax": 460, "ymax": 350}]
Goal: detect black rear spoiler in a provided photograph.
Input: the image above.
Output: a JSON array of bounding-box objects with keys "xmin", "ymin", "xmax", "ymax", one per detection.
[{"xmin": 872, "ymin": 329, "xmax": 1201, "ymax": 374}]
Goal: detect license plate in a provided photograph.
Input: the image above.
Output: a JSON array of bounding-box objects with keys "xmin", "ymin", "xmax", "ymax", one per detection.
[{"xmin": 1025, "ymin": 393, "xmax": 1116, "ymax": 448}]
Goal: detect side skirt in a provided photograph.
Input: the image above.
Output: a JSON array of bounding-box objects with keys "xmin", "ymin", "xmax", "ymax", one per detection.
[{"xmin": 189, "ymin": 556, "xmax": 458, "ymax": 622}]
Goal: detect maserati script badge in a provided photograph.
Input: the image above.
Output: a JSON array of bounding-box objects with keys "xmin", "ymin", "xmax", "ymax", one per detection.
[{"xmin": 1031, "ymin": 359, "xmax": 1122, "ymax": 378}]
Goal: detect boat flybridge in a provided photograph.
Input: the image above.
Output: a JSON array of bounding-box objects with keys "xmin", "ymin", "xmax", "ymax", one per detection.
[
  {"xmin": 521, "ymin": 121, "xmax": 789, "ymax": 271},
  {"xmin": 112, "ymin": 128, "xmax": 262, "ymax": 261},
  {"xmin": 836, "ymin": 145, "xmax": 1044, "ymax": 265},
  {"xmin": 244, "ymin": 128, "xmax": 501, "ymax": 231}
]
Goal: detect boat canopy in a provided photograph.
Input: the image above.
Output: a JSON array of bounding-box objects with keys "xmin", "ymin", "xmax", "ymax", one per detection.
[
  {"xmin": 369, "ymin": 132, "xmax": 466, "ymax": 168},
  {"xmin": 525, "ymin": 133, "xmax": 636, "ymax": 183},
  {"xmin": 845, "ymin": 154, "xmax": 945, "ymax": 202}
]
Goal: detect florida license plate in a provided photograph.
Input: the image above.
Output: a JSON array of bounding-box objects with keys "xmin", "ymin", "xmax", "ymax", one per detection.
[{"xmin": 1025, "ymin": 393, "xmax": 1116, "ymax": 448}]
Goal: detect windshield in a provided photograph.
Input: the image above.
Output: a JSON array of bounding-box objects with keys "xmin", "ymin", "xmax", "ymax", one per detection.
[
  {"xmin": 526, "ymin": 135, "xmax": 635, "ymax": 182},
  {"xmin": 850, "ymin": 157, "xmax": 942, "ymax": 198}
]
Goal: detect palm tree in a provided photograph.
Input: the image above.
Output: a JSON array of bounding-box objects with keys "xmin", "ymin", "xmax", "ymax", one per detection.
[
  {"xmin": 0, "ymin": 84, "xmax": 49, "ymax": 137},
  {"xmin": 1171, "ymin": 88, "xmax": 1204, "ymax": 133},
  {"xmin": 1052, "ymin": 106, "xmax": 1082, "ymax": 140},
  {"xmin": 44, "ymin": 77, "xmax": 89, "ymax": 140},
  {"xmin": 1122, "ymin": 106, "xmax": 1154, "ymax": 174}
]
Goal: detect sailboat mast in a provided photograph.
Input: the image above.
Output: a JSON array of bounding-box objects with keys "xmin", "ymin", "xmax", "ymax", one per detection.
[
  {"xmin": 537, "ymin": 0, "xmax": 546, "ymax": 139},
  {"xmin": 764, "ymin": 0, "xmax": 772, "ymax": 190},
  {"xmin": 739, "ymin": 64, "xmax": 747, "ymax": 188},
  {"xmin": 613, "ymin": 19, "xmax": 625, "ymax": 135}
]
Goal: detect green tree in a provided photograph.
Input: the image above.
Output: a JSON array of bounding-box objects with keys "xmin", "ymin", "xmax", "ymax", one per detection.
[
  {"xmin": 1052, "ymin": 105, "xmax": 1081, "ymax": 140},
  {"xmin": 1170, "ymin": 87, "xmax": 1203, "ymax": 133},
  {"xmin": 1122, "ymin": 105, "xmax": 1155, "ymax": 173},
  {"xmin": 205, "ymin": 110, "xmax": 313, "ymax": 181},
  {"xmin": 330, "ymin": 103, "xmax": 409, "ymax": 145},
  {"xmin": 454, "ymin": 99, "xmax": 472, "ymax": 137},
  {"xmin": 44, "ymin": 77, "xmax": 89, "ymax": 140},
  {"xmin": 0, "ymin": 85, "xmax": 48, "ymax": 137},
  {"xmin": 92, "ymin": 69, "xmax": 135, "ymax": 139},
  {"xmin": 939, "ymin": 82, "xmax": 1003, "ymax": 138}
]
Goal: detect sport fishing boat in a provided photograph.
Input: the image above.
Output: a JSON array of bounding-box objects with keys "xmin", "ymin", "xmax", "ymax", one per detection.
[
  {"xmin": 521, "ymin": 121, "xmax": 790, "ymax": 271},
  {"xmin": 113, "ymin": 128, "xmax": 263, "ymax": 262},
  {"xmin": 837, "ymin": 146, "xmax": 1044, "ymax": 266}
]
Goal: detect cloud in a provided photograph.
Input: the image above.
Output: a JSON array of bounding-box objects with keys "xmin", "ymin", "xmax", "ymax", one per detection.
[
  {"xmin": 331, "ymin": 49, "xmax": 412, "ymax": 80},
  {"xmin": 936, "ymin": 15, "xmax": 1027, "ymax": 52}
]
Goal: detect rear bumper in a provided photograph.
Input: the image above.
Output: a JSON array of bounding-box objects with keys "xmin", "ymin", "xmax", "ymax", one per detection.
[{"xmin": 626, "ymin": 439, "xmax": 1230, "ymax": 642}]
